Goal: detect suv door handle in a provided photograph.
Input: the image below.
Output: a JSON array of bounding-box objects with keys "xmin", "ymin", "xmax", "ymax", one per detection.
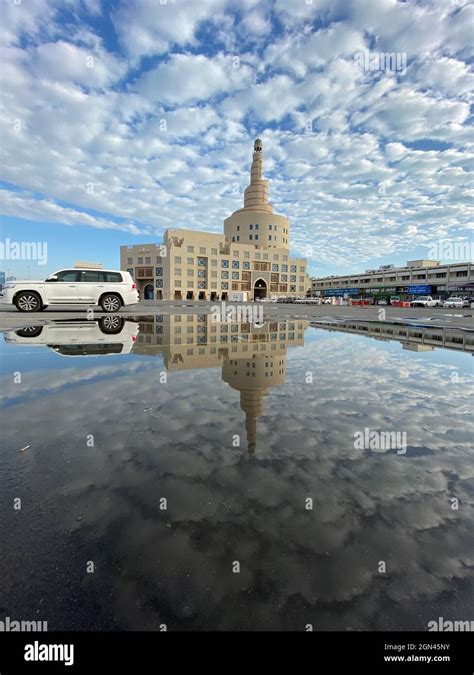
[{"xmin": 68, "ymin": 285, "xmax": 76, "ymax": 287}]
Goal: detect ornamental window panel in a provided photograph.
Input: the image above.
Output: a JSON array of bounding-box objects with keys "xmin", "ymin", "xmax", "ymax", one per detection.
[
  {"xmin": 156, "ymin": 279, "xmax": 163, "ymax": 288},
  {"xmin": 221, "ymin": 259, "xmax": 229, "ymax": 268},
  {"xmin": 221, "ymin": 282, "xmax": 229, "ymax": 289},
  {"xmin": 198, "ymin": 281, "xmax": 206, "ymax": 289},
  {"xmin": 221, "ymin": 271, "xmax": 229, "ymax": 279},
  {"xmin": 232, "ymin": 260, "xmax": 239, "ymax": 268},
  {"xmin": 291, "ymin": 265, "xmax": 297, "ymax": 272},
  {"xmin": 198, "ymin": 257, "xmax": 206, "ymax": 266},
  {"xmin": 232, "ymin": 272, "xmax": 239, "ymax": 280},
  {"xmin": 243, "ymin": 261, "xmax": 250, "ymax": 270},
  {"xmin": 272, "ymin": 264, "xmax": 279, "ymax": 271},
  {"xmin": 198, "ymin": 270, "xmax": 206, "ymax": 278},
  {"xmin": 290, "ymin": 275, "xmax": 296, "ymax": 282},
  {"xmin": 282, "ymin": 265, "xmax": 288, "ymax": 272}
]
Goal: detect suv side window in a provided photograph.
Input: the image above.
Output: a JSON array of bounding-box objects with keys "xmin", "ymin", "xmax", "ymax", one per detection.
[
  {"xmin": 103, "ymin": 272, "xmax": 122, "ymax": 282},
  {"xmin": 55, "ymin": 270, "xmax": 79, "ymax": 282},
  {"xmin": 80, "ymin": 271, "xmax": 103, "ymax": 283}
]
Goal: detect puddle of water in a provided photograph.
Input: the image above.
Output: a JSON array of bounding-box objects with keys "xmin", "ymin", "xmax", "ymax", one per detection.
[{"xmin": 0, "ymin": 315, "xmax": 473, "ymax": 630}]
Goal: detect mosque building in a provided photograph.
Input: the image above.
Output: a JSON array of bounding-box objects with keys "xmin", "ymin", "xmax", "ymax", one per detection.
[{"xmin": 120, "ymin": 139, "xmax": 310, "ymax": 301}]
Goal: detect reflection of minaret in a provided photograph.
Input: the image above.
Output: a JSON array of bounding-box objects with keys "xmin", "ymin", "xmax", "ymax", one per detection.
[
  {"xmin": 240, "ymin": 387, "xmax": 267, "ymax": 454},
  {"xmin": 222, "ymin": 354, "xmax": 286, "ymax": 453}
]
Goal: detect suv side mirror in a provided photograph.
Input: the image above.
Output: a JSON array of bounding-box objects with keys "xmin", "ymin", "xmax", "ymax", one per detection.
[{"xmin": 46, "ymin": 275, "xmax": 58, "ymax": 282}]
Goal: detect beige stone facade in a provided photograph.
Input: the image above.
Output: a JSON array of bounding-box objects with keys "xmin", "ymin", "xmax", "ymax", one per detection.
[{"xmin": 120, "ymin": 139, "xmax": 310, "ymax": 301}]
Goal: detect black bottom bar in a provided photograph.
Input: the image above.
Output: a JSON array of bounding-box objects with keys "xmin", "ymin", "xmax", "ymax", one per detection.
[{"xmin": 0, "ymin": 631, "xmax": 472, "ymax": 673}]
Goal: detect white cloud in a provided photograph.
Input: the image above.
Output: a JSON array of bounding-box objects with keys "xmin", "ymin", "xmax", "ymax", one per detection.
[
  {"xmin": 112, "ymin": 0, "xmax": 228, "ymax": 61},
  {"xmin": 134, "ymin": 53, "xmax": 253, "ymax": 105},
  {"xmin": 0, "ymin": 0, "xmax": 472, "ymax": 273}
]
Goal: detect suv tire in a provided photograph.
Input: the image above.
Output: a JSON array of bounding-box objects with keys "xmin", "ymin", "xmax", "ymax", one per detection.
[
  {"xmin": 100, "ymin": 293, "xmax": 122, "ymax": 313},
  {"xmin": 15, "ymin": 292, "xmax": 43, "ymax": 312}
]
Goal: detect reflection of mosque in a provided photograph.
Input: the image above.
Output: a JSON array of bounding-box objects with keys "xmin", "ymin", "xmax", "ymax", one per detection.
[{"xmin": 133, "ymin": 314, "xmax": 308, "ymax": 452}]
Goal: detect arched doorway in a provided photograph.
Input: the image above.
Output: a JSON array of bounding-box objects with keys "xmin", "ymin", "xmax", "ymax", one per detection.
[
  {"xmin": 186, "ymin": 291, "xmax": 194, "ymax": 300},
  {"xmin": 198, "ymin": 291, "xmax": 206, "ymax": 300},
  {"xmin": 253, "ymin": 278, "xmax": 267, "ymax": 301},
  {"xmin": 144, "ymin": 283, "xmax": 154, "ymax": 300},
  {"xmin": 174, "ymin": 291, "xmax": 182, "ymax": 300}
]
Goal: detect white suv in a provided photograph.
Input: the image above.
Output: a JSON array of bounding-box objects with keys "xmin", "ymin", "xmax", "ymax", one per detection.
[{"xmin": 0, "ymin": 268, "xmax": 139, "ymax": 313}]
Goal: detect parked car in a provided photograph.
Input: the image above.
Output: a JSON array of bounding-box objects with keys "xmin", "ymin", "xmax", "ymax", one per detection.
[
  {"xmin": 376, "ymin": 298, "xmax": 388, "ymax": 306},
  {"xmin": 410, "ymin": 295, "xmax": 441, "ymax": 308},
  {"xmin": 228, "ymin": 291, "xmax": 248, "ymax": 302},
  {"xmin": 0, "ymin": 268, "xmax": 139, "ymax": 313},
  {"xmin": 442, "ymin": 296, "xmax": 464, "ymax": 309}
]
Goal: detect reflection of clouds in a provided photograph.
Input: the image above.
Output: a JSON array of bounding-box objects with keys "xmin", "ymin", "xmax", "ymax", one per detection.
[{"xmin": 1, "ymin": 329, "xmax": 473, "ymax": 630}]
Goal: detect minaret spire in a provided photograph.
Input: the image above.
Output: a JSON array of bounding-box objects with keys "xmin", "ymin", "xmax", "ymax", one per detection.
[
  {"xmin": 242, "ymin": 138, "xmax": 272, "ymax": 212},
  {"xmin": 250, "ymin": 138, "xmax": 263, "ymax": 183}
]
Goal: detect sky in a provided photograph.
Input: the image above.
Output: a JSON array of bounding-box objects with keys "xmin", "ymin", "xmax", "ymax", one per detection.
[{"xmin": 0, "ymin": 0, "xmax": 473, "ymax": 280}]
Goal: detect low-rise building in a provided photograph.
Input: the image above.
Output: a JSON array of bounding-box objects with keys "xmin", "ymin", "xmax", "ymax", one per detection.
[
  {"xmin": 311, "ymin": 259, "xmax": 473, "ymax": 300},
  {"xmin": 121, "ymin": 139, "xmax": 310, "ymax": 301}
]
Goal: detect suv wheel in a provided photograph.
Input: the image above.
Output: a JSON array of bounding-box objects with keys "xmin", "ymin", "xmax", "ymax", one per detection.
[
  {"xmin": 16, "ymin": 326, "xmax": 44, "ymax": 338},
  {"xmin": 15, "ymin": 292, "xmax": 42, "ymax": 312},
  {"xmin": 100, "ymin": 294, "xmax": 122, "ymax": 313},
  {"xmin": 99, "ymin": 316, "xmax": 124, "ymax": 334}
]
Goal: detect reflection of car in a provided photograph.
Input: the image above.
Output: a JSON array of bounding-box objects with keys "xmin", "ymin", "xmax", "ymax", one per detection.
[
  {"xmin": 4, "ymin": 318, "xmax": 139, "ymax": 356},
  {"xmin": 0, "ymin": 268, "xmax": 139, "ymax": 313},
  {"xmin": 442, "ymin": 296, "xmax": 464, "ymax": 309}
]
